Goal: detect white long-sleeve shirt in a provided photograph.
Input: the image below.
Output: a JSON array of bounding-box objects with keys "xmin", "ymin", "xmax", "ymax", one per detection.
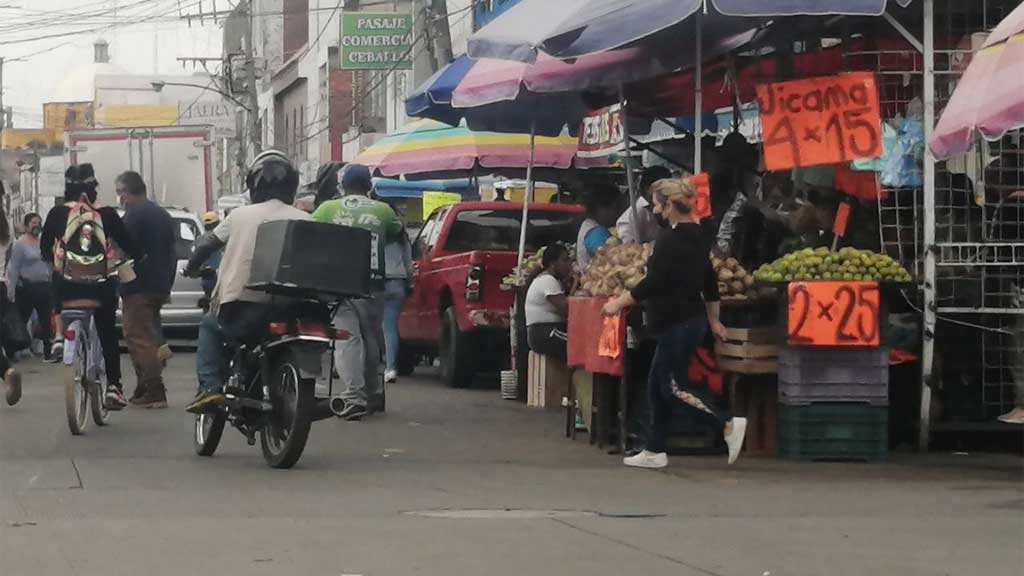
[{"xmin": 615, "ymin": 197, "xmax": 661, "ymax": 245}]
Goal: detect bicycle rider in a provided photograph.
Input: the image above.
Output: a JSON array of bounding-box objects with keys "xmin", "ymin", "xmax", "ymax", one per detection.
[
  {"xmin": 182, "ymin": 150, "xmax": 311, "ymax": 413},
  {"xmin": 41, "ymin": 164, "xmax": 142, "ymax": 410}
]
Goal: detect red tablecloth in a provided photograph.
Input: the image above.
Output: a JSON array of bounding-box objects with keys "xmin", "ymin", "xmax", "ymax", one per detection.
[{"xmin": 567, "ymin": 297, "xmax": 625, "ymax": 377}]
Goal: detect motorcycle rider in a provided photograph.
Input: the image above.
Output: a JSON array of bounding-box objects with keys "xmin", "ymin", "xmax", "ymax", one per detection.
[
  {"xmin": 183, "ymin": 150, "xmax": 310, "ymax": 413},
  {"xmin": 197, "ymin": 211, "xmax": 223, "ymax": 308},
  {"xmin": 312, "ymin": 164, "xmax": 401, "ymax": 420}
]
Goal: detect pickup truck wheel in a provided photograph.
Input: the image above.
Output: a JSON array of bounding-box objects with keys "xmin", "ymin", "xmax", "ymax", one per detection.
[
  {"xmin": 439, "ymin": 307, "xmax": 471, "ymax": 388},
  {"xmin": 397, "ymin": 346, "xmax": 418, "ymax": 377}
]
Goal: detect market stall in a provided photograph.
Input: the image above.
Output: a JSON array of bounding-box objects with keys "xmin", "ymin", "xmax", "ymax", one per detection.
[{"xmin": 408, "ymin": 0, "xmax": 1022, "ymax": 458}]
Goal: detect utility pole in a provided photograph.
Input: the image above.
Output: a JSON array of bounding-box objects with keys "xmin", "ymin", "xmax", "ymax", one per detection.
[
  {"xmin": 428, "ymin": 0, "xmax": 453, "ymax": 72},
  {"xmin": 180, "ymin": 2, "xmax": 262, "ymax": 163},
  {"xmin": 0, "ymin": 57, "xmax": 5, "ymax": 137},
  {"xmin": 242, "ymin": 0, "xmax": 262, "ymax": 158}
]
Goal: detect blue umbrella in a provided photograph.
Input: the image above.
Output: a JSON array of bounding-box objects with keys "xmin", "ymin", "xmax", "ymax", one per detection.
[
  {"xmin": 468, "ymin": 0, "xmax": 915, "ymax": 62},
  {"xmin": 405, "ymin": 54, "xmax": 618, "ymax": 137},
  {"xmin": 712, "ymin": 0, "xmax": 913, "ymax": 17},
  {"xmin": 372, "ymin": 178, "xmax": 479, "ymax": 199}
]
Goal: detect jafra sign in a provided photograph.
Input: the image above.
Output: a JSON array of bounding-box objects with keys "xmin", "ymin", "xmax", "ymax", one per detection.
[{"xmin": 341, "ymin": 12, "xmax": 414, "ymax": 70}]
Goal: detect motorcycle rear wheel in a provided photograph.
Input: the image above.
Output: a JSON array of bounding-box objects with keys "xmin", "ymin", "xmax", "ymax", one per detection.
[{"xmin": 260, "ymin": 361, "xmax": 314, "ymax": 469}]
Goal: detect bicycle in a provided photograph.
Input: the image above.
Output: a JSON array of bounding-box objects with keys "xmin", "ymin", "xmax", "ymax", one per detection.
[{"xmin": 62, "ymin": 302, "xmax": 109, "ymax": 435}]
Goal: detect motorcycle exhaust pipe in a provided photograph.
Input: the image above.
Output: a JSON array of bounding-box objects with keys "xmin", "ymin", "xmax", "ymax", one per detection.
[{"xmin": 312, "ymin": 397, "xmax": 347, "ymax": 421}]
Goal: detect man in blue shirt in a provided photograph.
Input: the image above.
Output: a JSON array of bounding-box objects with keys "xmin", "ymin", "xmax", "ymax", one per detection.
[{"xmin": 116, "ymin": 171, "xmax": 177, "ymax": 409}]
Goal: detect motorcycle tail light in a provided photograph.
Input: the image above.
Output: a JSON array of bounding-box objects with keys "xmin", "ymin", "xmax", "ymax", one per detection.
[
  {"xmin": 296, "ymin": 321, "xmax": 330, "ymax": 338},
  {"xmin": 268, "ymin": 322, "xmax": 290, "ymax": 336},
  {"xmin": 334, "ymin": 329, "xmax": 352, "ymax": 340},
  {"xmin": 63, "ymin": 329, "xmax": 76, "ymax": 341}
]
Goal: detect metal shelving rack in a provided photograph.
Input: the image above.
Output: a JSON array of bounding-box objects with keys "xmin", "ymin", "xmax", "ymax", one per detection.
[{"xmin": 845, "ymin": 0, "xmax": 1023, "ymax": 436}]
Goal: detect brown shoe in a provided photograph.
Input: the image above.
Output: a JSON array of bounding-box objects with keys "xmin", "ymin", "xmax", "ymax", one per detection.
[
  {"xmin": 134, "ymin": 390, "xmax": 168, "ymax": 410},
  {"xmin": 4, "ymin": 369, "xmax": 22, "ymax": 407}
]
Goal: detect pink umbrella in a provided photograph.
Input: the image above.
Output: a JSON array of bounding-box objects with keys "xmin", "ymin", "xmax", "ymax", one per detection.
[{"xmin": 931, "ymin": 3, "xmax": 1024, "ymax": 160}]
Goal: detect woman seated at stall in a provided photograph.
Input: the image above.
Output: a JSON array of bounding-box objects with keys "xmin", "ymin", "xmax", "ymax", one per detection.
[
  {"xmin": 525, "ymin": 243, "xmax": 574, "ymax": 362},
  {"xmin": 603, "ymin": 178, "xmax": 747, "ymax": 469}
]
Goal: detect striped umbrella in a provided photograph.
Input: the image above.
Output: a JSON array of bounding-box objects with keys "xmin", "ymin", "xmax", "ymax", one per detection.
[
  {"xmin": 353, "ymin": 118, "xmax": 578, "ymax": 178},
  {"xmin": 931, "ymin": 3, "xmax": 1024, "ymax": 160}
]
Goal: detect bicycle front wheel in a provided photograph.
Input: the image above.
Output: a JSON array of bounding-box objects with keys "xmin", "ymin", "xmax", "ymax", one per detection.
[{"xmin": 64, "ymin": 337, "xmax": 89, "ymax": 435}]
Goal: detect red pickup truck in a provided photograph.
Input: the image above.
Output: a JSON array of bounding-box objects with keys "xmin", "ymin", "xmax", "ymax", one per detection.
[{"xmin": 399, "ymin": 201, "xmax": 583, "ymax": 387}]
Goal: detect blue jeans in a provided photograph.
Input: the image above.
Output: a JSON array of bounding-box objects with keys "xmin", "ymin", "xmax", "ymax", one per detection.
[
  {"xmin": 647, "ymin": 316, "xmax": 730, "ymax": 453},
  {"xmin": 381, "ymin": 279, "xmax": 407, "ymax": 372},
  {"xmin": 196, "ymin": 303, "xmax": 272, "ymax": 393}
]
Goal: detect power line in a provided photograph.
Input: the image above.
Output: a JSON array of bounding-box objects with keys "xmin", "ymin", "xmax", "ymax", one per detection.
[{"xmin": 0, "ymin": 0, "xmax": 203, "ymax": 46}]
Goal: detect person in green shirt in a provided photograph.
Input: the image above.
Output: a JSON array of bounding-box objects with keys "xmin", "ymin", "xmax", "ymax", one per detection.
[{"xmin": 312, "ymin": 164, "xmax": 400, "ymax": 420}]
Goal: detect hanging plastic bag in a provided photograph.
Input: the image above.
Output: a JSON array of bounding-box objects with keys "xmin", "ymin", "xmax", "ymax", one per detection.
[
  {"xmin": 881, "ymin": 117, "xmax": 925, "ymax": 187},
  {"xmin": 598, "ymin": 311, "xmax": 624, "ymax": 360}
]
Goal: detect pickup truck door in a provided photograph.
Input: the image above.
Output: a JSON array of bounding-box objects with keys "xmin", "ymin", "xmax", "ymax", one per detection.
[{"xmin": 400, "ymin": 209, "xmax": 444, "ymax": 343}]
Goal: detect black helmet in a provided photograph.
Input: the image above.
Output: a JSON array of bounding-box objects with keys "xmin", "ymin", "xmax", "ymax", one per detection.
[{"xmin": 246, "ymin": 149, "xmax": 299, "ymax": 204}]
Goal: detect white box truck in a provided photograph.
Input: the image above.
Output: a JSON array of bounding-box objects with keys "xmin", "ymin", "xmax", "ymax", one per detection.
[{"xmin": 65, "ymin": 125, "xmax": 215, "ymax": 216}]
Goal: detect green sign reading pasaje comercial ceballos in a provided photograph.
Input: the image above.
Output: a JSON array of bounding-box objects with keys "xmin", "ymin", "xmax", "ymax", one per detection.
[{"xmin": 341, "ymin": 12, "xmax": 414, "ymax": 70}]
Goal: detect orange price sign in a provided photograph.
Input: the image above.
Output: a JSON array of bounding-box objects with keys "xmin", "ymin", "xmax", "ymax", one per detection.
[
  {"xmin": 690, "ymin": 173, "xmax": 711, "ymax": 221},
  {"xmin": 757, "ymin": 72, "xmax": 883, "ymax": 171},
  {"xmin": 787, "ymin": 281, "xmax": 881, "ymax": 347}
]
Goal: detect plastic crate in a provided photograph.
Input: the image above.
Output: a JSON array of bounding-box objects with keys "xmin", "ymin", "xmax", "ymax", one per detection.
[
  {"xmin": 778, "ymin": 403, "xmax": 888, "ymax": 462},
  {"xmin": 779, "ymin": 346, "xmax": 889, "ymax": 385},
  {"xmin": 779, "ymin": 379, "xmax": 889, "ymax": 406}
]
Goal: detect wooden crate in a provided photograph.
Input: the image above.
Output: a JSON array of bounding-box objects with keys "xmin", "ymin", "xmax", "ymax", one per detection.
[
  {"xmin": 716, "ymin": 327, "xmax": 781, "ymax": 375},
  {"xmin": 527, "ymin": 352, "xmax": 570, "ymax": 410},
  {"xmin": 731, "ymin": 376, "xmax": 778, "ymax": 457}
]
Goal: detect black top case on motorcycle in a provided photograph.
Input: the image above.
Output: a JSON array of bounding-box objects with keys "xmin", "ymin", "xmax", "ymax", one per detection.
[{"xmin": 248, "ymin": 219, "xmax": 372, "ymax": 300}]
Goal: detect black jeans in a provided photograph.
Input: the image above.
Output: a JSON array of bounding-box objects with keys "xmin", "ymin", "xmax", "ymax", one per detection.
[
  {"xmin": 95, "ymin": 284, "xmax": 121, "ymax": 388},
  {"xmin": 17, "ymin": 280, "xmax": 53, "ymax": 349},
  {"xmin": 0, "ymin": 288, "xmax": 13, "ymax": 376},
  {"xmin": 647, "ymin": 316, "xmax": 730, "ymax": 454}
]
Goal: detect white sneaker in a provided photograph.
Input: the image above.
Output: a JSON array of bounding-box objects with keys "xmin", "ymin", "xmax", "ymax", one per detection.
[
  {"xmin": 997, "ymin": 408, "xmax": 1024, "ymax": 425},
  {"xmin": 725, "ymin": 417, "xmax": 748, "ymax": 465},
  {"xmin": 383, "ymin": 369, "xmax": 398, "ymax": 384},
  {"xmin": 623, "ymin": 450, "xmax": 668, "ymax": 469}
]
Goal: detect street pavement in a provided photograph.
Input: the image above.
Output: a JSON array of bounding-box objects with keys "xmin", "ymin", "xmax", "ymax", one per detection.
[{"xmin": 1, "ymin": 352, "xmax": 1021, "ymax": 576}]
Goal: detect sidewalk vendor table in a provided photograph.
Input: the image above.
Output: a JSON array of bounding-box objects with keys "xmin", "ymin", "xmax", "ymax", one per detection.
[{"xmin": 567, "ymin": 297, "xmax": 628, "ymax": 452}]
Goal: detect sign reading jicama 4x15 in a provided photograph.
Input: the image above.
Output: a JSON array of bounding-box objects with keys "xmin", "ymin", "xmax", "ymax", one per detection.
[{"xmin": 341, "ymin": 12, "xmax": 414, "ymax": 70}]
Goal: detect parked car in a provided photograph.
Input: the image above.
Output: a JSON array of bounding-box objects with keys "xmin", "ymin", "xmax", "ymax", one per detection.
[
  {"xmin": 116, "ymin": 207, "xmax": 205, "ymax": 333},
  {"xmin": 398, "ymin": 201, "xmax": 583, "ymax": 387}
]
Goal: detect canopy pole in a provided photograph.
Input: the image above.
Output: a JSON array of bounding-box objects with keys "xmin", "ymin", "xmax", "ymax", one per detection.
[
  {"xmin": 516, "ymin": 121, "xmax": 536, "ymax": 267},
  {"xmin": 694, "ymin": 10, "xmax": 703, "ymax": 174},
  {"xmin": 919, "ymin": 0, "xmax": 936, "ymax": 451},
  {"xmin": 620, "ymin": 85, "xmax": 640, "ymax": 242}
]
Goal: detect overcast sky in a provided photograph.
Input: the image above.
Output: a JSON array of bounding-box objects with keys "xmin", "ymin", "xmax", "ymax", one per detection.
[{"xmin": 1, "ymin": 0, "xmax": 223, "ymax": 128}]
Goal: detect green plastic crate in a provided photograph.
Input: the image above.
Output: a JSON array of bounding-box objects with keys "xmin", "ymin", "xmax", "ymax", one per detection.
[{"xmin": 778, "ymin": 403, "xmax": 888, "ymax": 462}]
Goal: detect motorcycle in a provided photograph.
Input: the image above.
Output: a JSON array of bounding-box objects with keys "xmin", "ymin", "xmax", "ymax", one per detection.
[{"xmin": 193, "ymin": 298, "xmax": 347, "ymax": 469}]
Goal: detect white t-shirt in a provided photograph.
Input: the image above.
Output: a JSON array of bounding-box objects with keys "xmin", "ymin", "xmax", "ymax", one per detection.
[
  {"xmin": 211, "ymin": 199, "xmax": 311, "ymax": 312},
  {"xmin": 525, "ymin": 272, "xmax": 566, "ymax": 326}
]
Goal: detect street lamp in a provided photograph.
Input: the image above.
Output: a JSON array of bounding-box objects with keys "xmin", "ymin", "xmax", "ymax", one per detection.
[{"xmin": 150, "ymin": 80, "xmax": 250, "ymax": 111}]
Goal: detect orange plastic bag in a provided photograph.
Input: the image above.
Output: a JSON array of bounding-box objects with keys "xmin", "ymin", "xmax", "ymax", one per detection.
[{"xmin": 598, "ymin": 312, "xmax": 624, "ymax": 359}]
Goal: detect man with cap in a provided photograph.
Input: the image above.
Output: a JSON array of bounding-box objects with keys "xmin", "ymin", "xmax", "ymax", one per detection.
[
  {"xmin": 198, "ymin": 211, "xmax": 223, "ymax": 303},
  {"xmin": 312, "ymin": 164, "xmax": 401, "ymax": 421}
]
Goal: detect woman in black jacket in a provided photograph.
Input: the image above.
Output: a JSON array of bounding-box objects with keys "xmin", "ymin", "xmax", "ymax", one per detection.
[{"xmin": 603, "ymin": 178, "xmax": 747, "ymax": 469}]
